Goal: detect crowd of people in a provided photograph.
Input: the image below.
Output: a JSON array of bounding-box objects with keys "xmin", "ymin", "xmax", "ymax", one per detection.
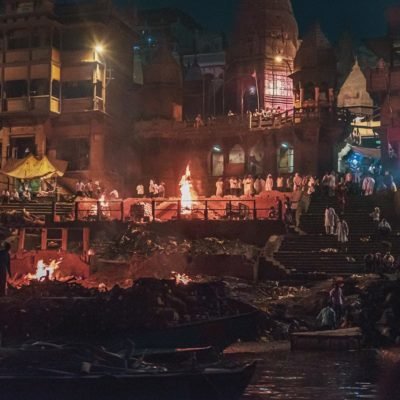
[{"xmin": 215, "ymin": 173, "xmax": 316, "ymax": 197}]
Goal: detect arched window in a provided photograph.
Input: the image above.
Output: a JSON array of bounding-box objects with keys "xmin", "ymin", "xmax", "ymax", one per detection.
[
  {"xmin": 229, "ymin": 144, "xmax": 245, "ymax": 164},
  {"xmin": 277, "ymin": 143, "xmax": 294, "ymax": 174},
  {"xmin": 248, "ymin": 142, "xmax": 264, "ymax": 175},
  {"xmin": 210, "ymin": 146, "xmax": 224, "ymax": 176}
]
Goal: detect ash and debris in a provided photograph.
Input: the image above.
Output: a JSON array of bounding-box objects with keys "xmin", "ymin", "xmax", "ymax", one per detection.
[{"xmin": 94, "ymin": 227, "xmax": 260, "ymax": 261}]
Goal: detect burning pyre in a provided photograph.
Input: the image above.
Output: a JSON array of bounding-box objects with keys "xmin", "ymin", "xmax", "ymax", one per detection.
[
  {"xmin": 179, "ymin": 165, "xmax": 195, "ymax": 214},
  {"xmin": 26, "ymin": 259, "xmax": 62, "ymax": 281}
]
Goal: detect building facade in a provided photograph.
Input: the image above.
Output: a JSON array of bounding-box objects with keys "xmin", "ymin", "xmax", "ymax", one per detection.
[{"xmin": 0, "ymin": 0, "xmax": 139, "ymax": 191}]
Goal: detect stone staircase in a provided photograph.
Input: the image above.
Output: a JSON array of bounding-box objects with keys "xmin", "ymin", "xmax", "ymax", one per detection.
[{"xmin": 272, "ymin": 194, "xmax": 399, "ymax": 280}]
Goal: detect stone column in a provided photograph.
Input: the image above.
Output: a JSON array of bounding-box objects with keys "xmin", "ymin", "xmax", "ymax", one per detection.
[{"xmin": 314, "ymin": 86, "xmax": 320, "ymax": 106}]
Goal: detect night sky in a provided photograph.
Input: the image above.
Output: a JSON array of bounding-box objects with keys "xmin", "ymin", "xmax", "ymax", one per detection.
[{"xmin": 132, "ymin": 0, "xmax": 399, "ymax": 43}]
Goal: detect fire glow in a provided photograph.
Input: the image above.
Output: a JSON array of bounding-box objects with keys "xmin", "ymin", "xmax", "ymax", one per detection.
[
  {"xmin": 173, "ymin": 272, "xmax": 192, "ymax": 285},
  {"xmin": 26, "ymin": 259, "xmax": 62, "ymax": 281},
  {"xmin": 179, "ymin": 165, "xmax": 193, "ymax": 213}
]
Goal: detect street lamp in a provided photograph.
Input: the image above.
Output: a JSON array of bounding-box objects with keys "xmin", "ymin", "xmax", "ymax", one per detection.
[{"xmin": 94, "ymin": 44, "xmax": 104, "ymax": 54}]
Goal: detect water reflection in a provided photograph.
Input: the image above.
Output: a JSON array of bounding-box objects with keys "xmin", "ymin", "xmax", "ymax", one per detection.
[{"xmin": 241, "ymin": 350, "xmax": 378, "ymax": 400}]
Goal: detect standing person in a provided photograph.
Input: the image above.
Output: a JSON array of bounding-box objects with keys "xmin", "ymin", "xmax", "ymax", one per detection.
[
  {"xmin": 370, "ymin": 207, "xmax": 380, "ymax": 230},
  {"xmin": 344, "ymin": 170, "xmax": 353, "ymax": 189},
  {"xmin": 136, "ymin": 183, "xmax": 145, "ymax": 198},
  {"xmin": 329, "ymin": 282, "xmax": 344, "ymax": 324},
  {"xmin": 243, "ymin": 175, "xmax": 254, "ymax": 196},
  {"xmin": 316, "ymin": 302, "xmax": 337, "ymax": 330},
  {"xmin": 75, "ymin": 180, "xmax": 84, "ymax": 197},
  {"xmin": 328, "ymin": 171, "xmax": 336, "ymax": 197},
  {"xmin": 293, "ymin": 173, "xmax": 302, "ymax": 191},
  {"xmin": 0, "ymin": 242, "xmax": 11, "ymax": 297},
  {"xmin": 149, "ymin": 180, "xmax": 156, "ymax": 198},
  {"xmin": 283, "ymin": 196, "xmax": 293, "ymax": 231},
  {"xmin": 378, "ymin": 218, "xmax": 392, "ymax": 237},
  {"xmin": 253, "ymin": 176, "xmax": 262, "ymax": 195},
  {"xmin": 337, "ymin": 184, "xmax": 347, "ymax": 213},
  {"xmin": 85, "ymin": 180, "xmax": 94, "ymax": 198},
  {"xmin": 286, "ymin": 175, "xmax": 293, "ymax": 192},
  {"xmin": 362, "ymin": 175, "xmax": 375, "ymax": 196},
  {"xmin": 336, "ymin": 217, "xmax": 349, "ymax": 251},
  {"xmin": 229, "ymin": 177, "xmax": 237, "ymax": 196},
  {"xmin": 276, "ymin": 176, "xmax": 284, "ymax": 191},
  {"xmin": 275, "ymin": 196, "xmax": 283, "ymax": 220},
  {"xmin": 158, "ymin": 182, "xmax": 166, "ymax": 198},
  {"xmin": 265, "ymin": 174, "xmax": 274, "ymax": 191},
  {"xmin": 94, "ymin": 181, "xmax": 102, "ymax": 198},
  {"xmin": 321, "ymin": 172, "xmax": 330, "ymax": 196},
  {"xmin": 215, "ymin": 178, "xmax": 224, "ymax": 197},
  {"xmin": 324, "ymin": 206, "xmax": 337, "ymax": 235},
  {"xmin": 237, "ymin": 177, "xmax": 243, "ymax": 197},
  {"xmin": 354, "ymin": 168, "xmax": 362, "ymax": 189}
]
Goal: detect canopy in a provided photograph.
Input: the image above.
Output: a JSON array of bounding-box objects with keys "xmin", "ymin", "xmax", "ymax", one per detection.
[{"xmin": 1, "ymin": 155, "xmax": 68, "ymax": 180}]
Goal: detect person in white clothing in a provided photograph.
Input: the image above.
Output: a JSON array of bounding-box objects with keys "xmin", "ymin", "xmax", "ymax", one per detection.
[
  {"xmin": 229, "ymin": 177, "xmax": 238, "ymax": 196},
  {"xmin": 136, "ymin": 184, "xmax": 144, "ymax": 198},
  {"xmin": 265, "ymin": 174, "xmax": 274, "ymax": 191},
  {"xmin": 109, "ymin": 189, "xmax": 119, "ymax": 199},
  {"xmin": 293, "ymin": 173, "xmax": 302, "ymax": 191},
  {"xmin": 215, "ymin": 178, "xmax": 224, "ymax": 197},
  {"xmin": 328, "ymin": 172, "xmax": 336, "ymax": 197},
  {"xmin": 324, "ymin": 206, "xmax": 337, "ymax": 235},
  {"xmin": 276, "ymin": 176, "xmax": 284, "ymax": 191},
  {"xmin": 243, "ymin": 175, "xmax": 254, "ymax": 196},
  {"xmin": 362, "ymin": 175, "xmax": 375, "ymax": 196},
  {"xmin": 149, "ymin": 180, "xmax": 157, "ymax": 198}
]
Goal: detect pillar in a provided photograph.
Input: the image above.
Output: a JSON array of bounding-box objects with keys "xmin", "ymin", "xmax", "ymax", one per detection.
[{"xmin": 315, "ymin": 86, "xmax": 320, "ymax": 106}]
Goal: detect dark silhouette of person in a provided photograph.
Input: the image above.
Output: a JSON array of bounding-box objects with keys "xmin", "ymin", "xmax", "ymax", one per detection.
[{"xmin": 0, "ymin": 242, "xmax": 11, "ymax": 296}]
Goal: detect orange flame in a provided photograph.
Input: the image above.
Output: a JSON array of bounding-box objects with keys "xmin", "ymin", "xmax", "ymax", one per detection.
[
  {"xmin": 180, "ymin": 165, "xmax": 193, "ymax": 212},
  {"xmin": 173, "ymin": 272, "xmax": 192, "ymax": 285},
  {"xmin": 26, "ymin": 259, "xmax": 61, "ymax": 281}
]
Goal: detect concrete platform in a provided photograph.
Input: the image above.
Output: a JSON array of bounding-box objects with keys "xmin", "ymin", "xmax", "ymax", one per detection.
[{"xmin": 290, "ymin": 327, "xmax": 362, "ymax": 351}]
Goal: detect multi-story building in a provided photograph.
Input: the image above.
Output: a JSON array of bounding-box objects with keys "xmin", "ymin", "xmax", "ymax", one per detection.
[
  {"xmin": 366, "ymin": 6, "xmax": 400, "ymax": 173},
  {"xmin": 136, "ymin": 0, "xmax": 347, "ymax": 196},
  {"xmin": 226, "ymin": 0, "xmax": 298, "ymax": 113},
  {"xmin": 0, "ymin": 0, "xmax": 139, "ymax": 190}
]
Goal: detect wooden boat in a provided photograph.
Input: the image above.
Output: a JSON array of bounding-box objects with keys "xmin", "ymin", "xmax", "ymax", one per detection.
[
  {"xmin": 0, "ymin": 361, "xmax": 257, "ymax": 400},
  {"xmin": 130, "ymin": 299, "xmax": 260, "ymax": 350},
  {"xmin": 290, "ymin": 327, "xmax": 363, "ymax": 351}
]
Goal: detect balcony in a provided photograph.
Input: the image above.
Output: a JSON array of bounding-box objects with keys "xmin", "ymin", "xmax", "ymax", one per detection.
[
  {"xmin": 61, "ymin": 49, "xmax": 95, "ymax": 65},
  {"xmin": 31, "ymin": 48, "xmax": 51, "ymax": 62},
  {"xmin": 5, "ymin": 97, "xmax": 29, "ymax": 112},
  {"xmin": 5, "ymin": 49, "xmax": 30, "ymax": 63},
  {"xmin": 62, "ymin": 97, "xmax": 104, "ymax": 113}
]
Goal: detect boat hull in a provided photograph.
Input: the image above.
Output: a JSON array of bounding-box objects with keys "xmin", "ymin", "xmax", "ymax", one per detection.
[{"xmin": 0, "ymin": 362, "xmax": 256, "ymax": 400}]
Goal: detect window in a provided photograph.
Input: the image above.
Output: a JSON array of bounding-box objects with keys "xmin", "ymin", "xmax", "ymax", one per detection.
[
  {"xmin": 16, "ymin": 1, "xmax": 34, "ymax": 13},
  {"xmin": 393, "ymin": 39, "xmax": 400, "ymax": 67},
  {"xmin": 9, "ymin": 136, "xmax": 36, "ymax": 159},
  {"xmin": 30, "ymin": 79, "xmax": 49, "ymax": 96},
  {"xmin": 8, "ymin": 30, "xmax": 29, "ymax": 50},
  {"xmin": 5, "ymin": 80, "xmax": 28, "ymax": 98},
  {"xmin": 211, "ymin": 147, "xmax": 224, "ymax": 177},
  {"xmin": 51, "ymin": 80, "xmax": 60, "ymax": 98},
  {"xmin": 52, "ymin": 29, "xmax": 61, "ymax": 49},
  {"xmin": 62, "ymin": 81, "xmax": 93, "ymax": 99},
  {"xmin": 62, "ymin": 30, "xmax": 88, "ymax": 51},
  {"xmin": 32, "ymin": 29, "xmax": 50, "ymax": 48},
  {"xmin": 229, "ymin": 145, "xmax": 245, "ymax": 164},
  {"xmin": 278, "ymin": 144, "xmax": 294, "ymax": 174},
  {"xmin": 57, "ymin": 138, "xmax": 90, "ymax": 171}
]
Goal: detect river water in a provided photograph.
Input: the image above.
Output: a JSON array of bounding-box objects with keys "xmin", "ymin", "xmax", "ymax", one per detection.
[{"xmin": 240, "ymin": 350, "xmax": 379, "ymax": 400}]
